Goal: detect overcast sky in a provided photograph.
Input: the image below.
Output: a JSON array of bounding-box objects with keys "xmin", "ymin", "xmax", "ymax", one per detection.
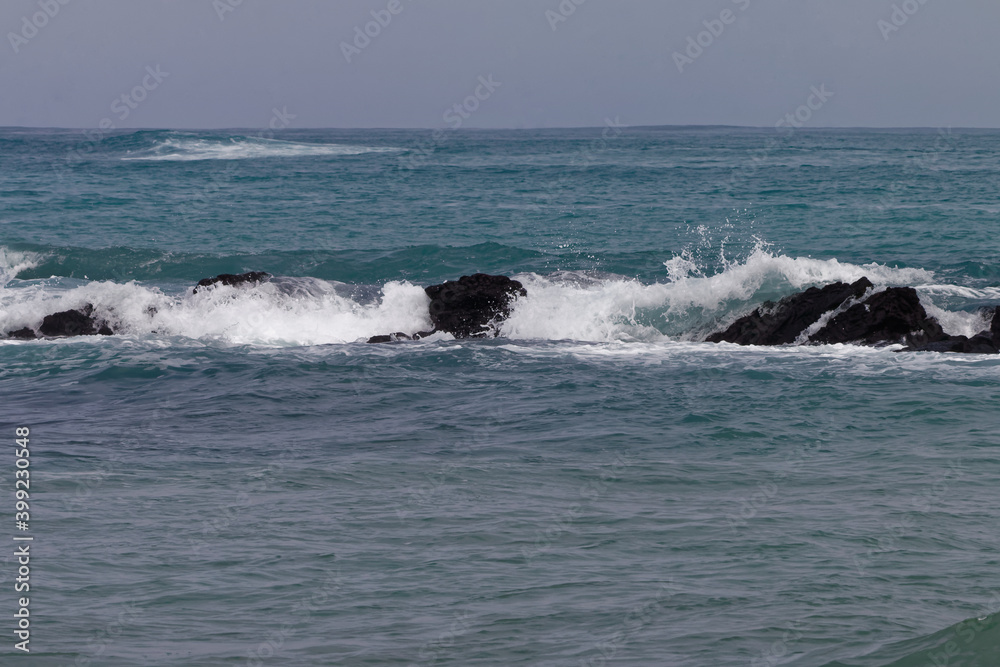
[{"xmin": 1, "ymin": 0, "xmax": 998, "ymax": 129}]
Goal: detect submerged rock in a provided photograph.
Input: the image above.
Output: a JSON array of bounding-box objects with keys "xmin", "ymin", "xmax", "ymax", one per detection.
[
  {"xmin": 907, "ymin": 334, "xmax": 999, "ymax": 354},
  {"xmin": 39, "ymin": 305, "xmax": 113, "ymax": 337},
  {"xmin": 424, "ymin": 274, "xmax": 527, "ymax": 338},
  {"xmin": 706, "ymin": 277, "xmax": 873, "ymax": 345},
  {"xmin": 193, "ymin": 271, "xmax": 272, "ymax": 294},
  {"xmin": 367, "ymin": 332, "xmax": 413, "ymax": 344},
  {"xmin": 7, "ymin": 327, "xmax": 37, "ymax": 340}
]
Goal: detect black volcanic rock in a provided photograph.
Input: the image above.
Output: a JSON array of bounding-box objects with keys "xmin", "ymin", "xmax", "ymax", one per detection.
[
  {"xmin": 194, "ymin": 271, "xmax": 272, "ymax": 294},
  {"xmin": 704, "ymin": 279, "xmax": 1000, "ymax": 354},
  {"xmin": 7, "ymin": 327, "xmax": 37, "ymax": 340},
  {"xmin": 809, "ymin": 287, "xmax": 946, "ymax": 347},
  {"xmin": 706, "ymin": 277, "xmax": 873, "ymax": 345},
  {"xmin": 904, "ymin": 305, "xmax": 1000, "ymax": 354},
  {"xmin": 39, "ymin": 305, "xmax": 113, "ymax": 337},
  {"xmin": 424, "ymin": 274, "xmax": 527, "ymax": 338}
]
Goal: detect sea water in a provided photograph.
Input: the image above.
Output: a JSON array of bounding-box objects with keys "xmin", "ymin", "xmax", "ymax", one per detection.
[{"xmin": 1, "ymin": 127, "xmax": 999, "ymax": 665}]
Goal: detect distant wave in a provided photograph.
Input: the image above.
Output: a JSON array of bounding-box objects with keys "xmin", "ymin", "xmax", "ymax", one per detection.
[
  {"xmin": 2, "ymin": 244, "xmax": 994, "ymax": 347},
  {"xmin": 122, "ymin": 135, "xmax": 403, "ymax": 161}
]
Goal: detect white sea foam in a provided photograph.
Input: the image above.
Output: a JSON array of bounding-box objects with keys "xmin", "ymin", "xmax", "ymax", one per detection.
[
  {"xmin": 914, "ymin": 284, "xmax": 1000, "ymax": 300},
  {"xmin": 921, "ymin": 301, "xmax": 994, "ymax": 338},
  {"xmin": 0, "ymin": 251, "xmax": 991, "ymax": 347},
  {"xmin": 0, "ymin": 279, "xmax": 433, "ymax": 346},
  {"xmin": 0, "ymin": 247, "xmax": 43, "ymax": 287},
  {"xmin": 501, "ymin": 249, "xmax": 937, "ymax": 343},
  {"xmin": 122, "ymin": 137, "xmax": 403, "ymax": 161}
]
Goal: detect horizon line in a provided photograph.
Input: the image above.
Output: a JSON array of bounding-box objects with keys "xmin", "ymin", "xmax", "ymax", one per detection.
[{"xmin": 1, "ymin": 124, "xmax": 995, "ymax": 132}]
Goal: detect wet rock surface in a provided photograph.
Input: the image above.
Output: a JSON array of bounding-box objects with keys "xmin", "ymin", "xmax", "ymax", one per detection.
[
  {"xmin": 6, "ymin": 327, "xmax": 37, "ymax": 340},
  {"xmin": 368, "ymin": 273, "xmax": 527, "ymax": 343},
  {"xmin": 706, "ymin": 277, "xmax": 873, "ymax": 345},
  {"xmin": 809, "ymin": 286, "xmax": 944, "ymax": 347},
  {"xmin": 38, "ymin": 305, "xmax": 113, "ymax": 337},
  {"xmin": 193, "ymin": 271, "xmax": 272, "ymax": 294},
  {"xmin": 424, "ymin": 274, "xmax": 527, "ymax": 339},
  {"xmin": 707, "ymin": 279, "xmax": 1000, "ymax": 354}
]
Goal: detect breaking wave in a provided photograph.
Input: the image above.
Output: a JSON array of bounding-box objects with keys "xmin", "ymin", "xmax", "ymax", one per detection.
[{"xmin": 0, "ymin": 245, "xmax": 994, "ymax": 346}]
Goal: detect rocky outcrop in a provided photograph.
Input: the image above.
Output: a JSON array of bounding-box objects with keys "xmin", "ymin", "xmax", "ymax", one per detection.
[
  {"xmin": 706, "ymin": 277, "xmax": 873, "ymax": 345},
  {"xmin": 38, "ymin": 305, "xmax": 113, "ymax": 337},
  {"xmin": 6, "ymin": 327, "xmax": 37, "ymax": 340},
  {"xmin": 368, "ymin": 273, "xmax": 527, "ymax": 343},
  {"xmin": 809, "ymin": 287, "xmax": 945, "ymax": 347},
  {"xmin": 425, "ymin": 274, "xmax": 527, "ymax": 338},
  {"xmin": 904, "ymin": 306, "xmax": 1000, "ymax": 354},
  {"xmin": 706, "ymin": 279, "xmax": 1000, "ymax": 354},
  {"xmin": 193, "ymin": 271, "xmax": 272, "ymax": 294}
]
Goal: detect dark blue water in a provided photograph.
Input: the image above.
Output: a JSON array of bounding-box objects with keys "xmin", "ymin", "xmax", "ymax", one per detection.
[{"xmin": 1, "ymin": 127, "xmax": 999, "ymax": 665}]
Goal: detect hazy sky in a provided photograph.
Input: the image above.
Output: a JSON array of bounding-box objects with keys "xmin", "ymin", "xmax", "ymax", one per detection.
[{"xmin": 1, "ymin": 0, "xmax": 998, "ymax": 129}]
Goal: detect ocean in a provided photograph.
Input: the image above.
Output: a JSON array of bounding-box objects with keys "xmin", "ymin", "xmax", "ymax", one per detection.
[{"xmin": 1, "ymin": 126, "xmax": 998, "ymax": 666}]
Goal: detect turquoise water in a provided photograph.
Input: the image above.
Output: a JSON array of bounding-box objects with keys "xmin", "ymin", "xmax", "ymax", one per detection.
[{"xmin": 1, "ymin": 127, "xmax": 999, "ymax": 665}]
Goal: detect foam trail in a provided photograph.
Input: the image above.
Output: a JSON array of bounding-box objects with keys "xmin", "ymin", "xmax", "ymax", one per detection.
[{"xmin": 123, "ymin": 137, "xmax": 403, "ymax": 161}]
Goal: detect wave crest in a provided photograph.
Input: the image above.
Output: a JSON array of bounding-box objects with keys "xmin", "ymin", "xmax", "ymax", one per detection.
[
  {"xmin": 122, "ymin": 136, "xmax": 403, "ymax": 161},
  {"xmin": 1, "ymin": 248, "xmax": 993, "ymax": 347}
]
